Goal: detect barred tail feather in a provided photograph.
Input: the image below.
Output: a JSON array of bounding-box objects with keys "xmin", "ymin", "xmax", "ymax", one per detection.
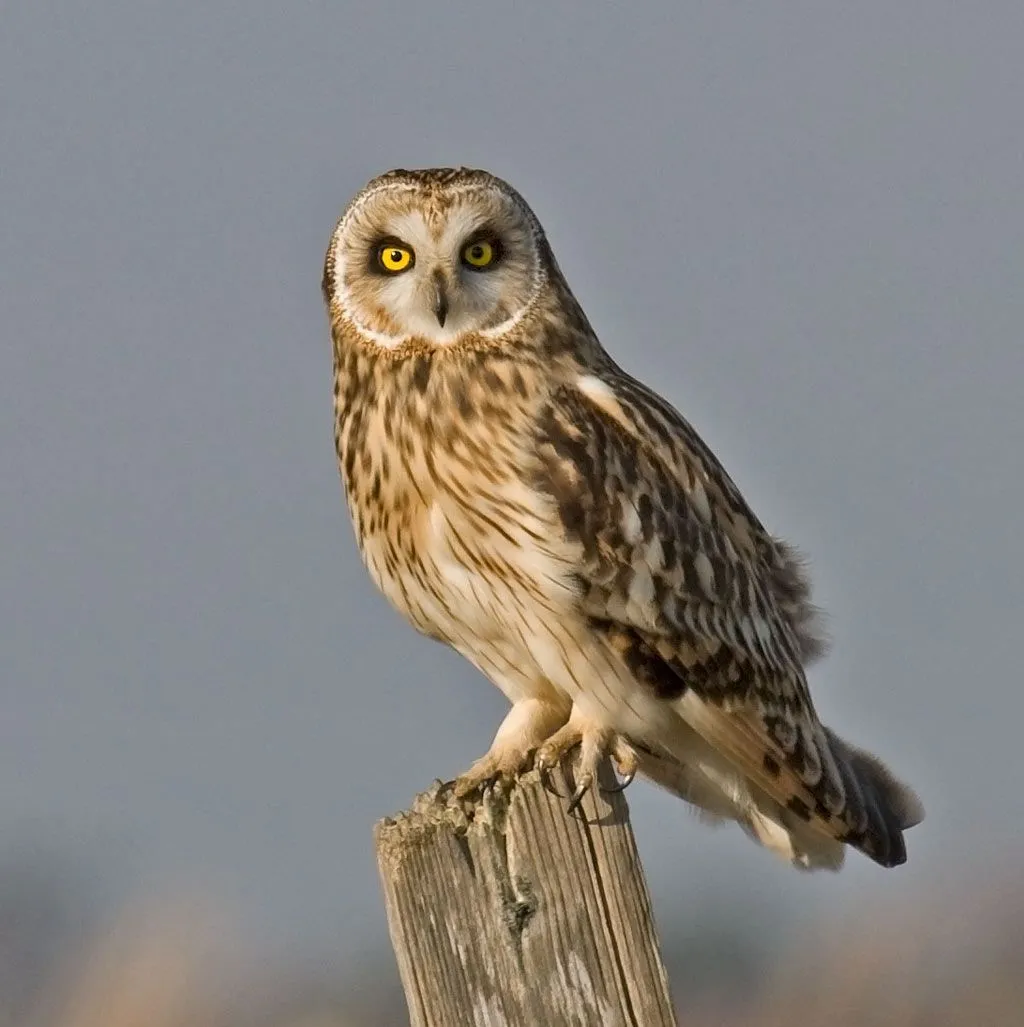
[
  {"xmin": 631, "ymin": 720, "xmax": 922, "ymax": 871},
  {"xmin": 634, "ymin": 743, "xmax": 848, "ymax": 871},
  {"xmin": 824, "ymin": 727, "xmax": 925, "ymax": 868}
]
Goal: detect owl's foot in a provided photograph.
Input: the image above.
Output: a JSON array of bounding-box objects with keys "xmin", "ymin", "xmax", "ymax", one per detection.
[
  {"xmin": 453, "ymin": 746, "xmax": 532, "ymax": 798},
  {"xmin": 535, "ymin": 713, "xmax": 639, "ymax": 815},
  {"xmin": 452, "ymin": 697, "xmax": 570, "ymax": 799}
]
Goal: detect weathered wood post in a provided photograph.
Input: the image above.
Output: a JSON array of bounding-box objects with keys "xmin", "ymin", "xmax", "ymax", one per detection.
[{"xmin": 374, "ymin": 763, "xmax": 677, "ymax": 1026}]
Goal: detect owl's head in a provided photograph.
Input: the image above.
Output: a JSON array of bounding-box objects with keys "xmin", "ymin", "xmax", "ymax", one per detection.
[{"xmin": 323, "ymin": 168, "xmax": 553, "ymax": 350}]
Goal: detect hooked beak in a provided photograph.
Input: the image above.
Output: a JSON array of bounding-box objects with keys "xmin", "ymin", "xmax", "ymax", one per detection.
[{"xmin": 432, "ymin": 273, "xmax": 449, "ymax": 327}]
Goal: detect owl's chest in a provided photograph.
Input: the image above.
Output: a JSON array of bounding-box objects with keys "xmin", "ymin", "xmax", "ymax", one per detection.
[
  {"xmin": 336, "ymin": 379, "xmax": 570, "ymax": 646},
  {"xmin": 357, "ymin": 496, "xmax": 521, "ymax": 647}
]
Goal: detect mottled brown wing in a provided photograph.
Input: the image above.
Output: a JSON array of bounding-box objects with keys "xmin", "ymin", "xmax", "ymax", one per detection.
[{"xmin": 534, "ymin": 370, "xmax": 875, "ymax": 851}]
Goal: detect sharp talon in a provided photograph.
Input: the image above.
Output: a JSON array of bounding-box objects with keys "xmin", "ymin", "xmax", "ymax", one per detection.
[
  {"xmin": 602, "ymin": 739, "xmax": 639, "ymax": 795},
  {"xmin": 536, "ymin": 736, "xmax": 581, "ymax": 800},
  {"xmin": 537, "ymin": 758, "xmax": 565, "ymax": 798},
  {"xmin": 601, "ymin": 766, "xmax": 637, "ymax": 794},
  {"xmin": 535, "ymin": 721, "xmax": 635, "ymax": 814},
  {"xmin": 566, "ymin": 781, "xmax": 590, "ymax": 816}
]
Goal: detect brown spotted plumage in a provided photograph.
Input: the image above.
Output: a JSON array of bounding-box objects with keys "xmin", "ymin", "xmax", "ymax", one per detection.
[{"xmin": 323, "ymin": 167, "xmax": 923, "ymax": 869}]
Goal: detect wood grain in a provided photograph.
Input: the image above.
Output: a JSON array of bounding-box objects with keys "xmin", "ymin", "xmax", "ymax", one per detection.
[{"xmin": 375, "ymin": 763, "xmax": 677, "ymax": 1026}]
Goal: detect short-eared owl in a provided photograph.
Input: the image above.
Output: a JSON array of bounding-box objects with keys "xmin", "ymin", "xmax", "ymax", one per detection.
[{"xmin": 322, "ymin": 167, "xmax": 923, "ymax": 869}]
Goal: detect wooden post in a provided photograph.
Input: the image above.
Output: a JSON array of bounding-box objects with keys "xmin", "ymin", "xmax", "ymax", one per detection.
[{"xmin": 374, "ymin": 763, "xmax": 678, "ymax": 1026}]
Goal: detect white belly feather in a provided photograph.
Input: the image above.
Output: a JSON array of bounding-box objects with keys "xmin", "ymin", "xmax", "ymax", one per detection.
[{"xmin": 364, "ymin": 488, "xmax": 679, "ymax": 744}]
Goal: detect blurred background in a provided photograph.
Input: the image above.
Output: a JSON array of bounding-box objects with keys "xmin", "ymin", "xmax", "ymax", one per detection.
[{"xmin": 2, "ymin": 3, "xmax": 1022, "ymax": 1023}]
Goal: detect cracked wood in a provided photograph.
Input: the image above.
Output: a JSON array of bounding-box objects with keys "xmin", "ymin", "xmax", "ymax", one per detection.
[{"xmin": 375, "ymin": 765, "xmax": 677, "ymax": 1026}]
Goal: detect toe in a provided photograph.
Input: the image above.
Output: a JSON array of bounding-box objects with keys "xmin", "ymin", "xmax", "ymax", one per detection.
[
  {"xmin": 535, "ymin": 723, "xmax": 583, "ymax": 771},
  {"xmin": 452, "ymin": 754, "xmax": 498, "ymax": 798},
  {"xmin": 603, "ymin": 738, "xmax": 639, "ymax": 792},
  {"xmin": 452, "ymin": 742, "xmax": 537, "ymax": 798}
]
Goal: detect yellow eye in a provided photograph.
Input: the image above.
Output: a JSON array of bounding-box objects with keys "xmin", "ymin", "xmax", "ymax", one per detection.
[
  {"xmin": 462, "ymin": 239, "xmax": 497, "ymax": 269},
  {"xmin": 377, "ymin": 243, "xmax": 414, "ymax": 273}
]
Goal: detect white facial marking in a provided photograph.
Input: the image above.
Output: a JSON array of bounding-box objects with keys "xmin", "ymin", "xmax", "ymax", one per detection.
[{"xmin": 333, "ymin": 182, "xmax": 545, "ymax": 349}]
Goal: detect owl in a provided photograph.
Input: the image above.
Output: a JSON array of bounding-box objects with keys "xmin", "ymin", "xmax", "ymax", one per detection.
[{"xmin": 322, "ymin": 167, "xmax": 923, "ymax": 870}]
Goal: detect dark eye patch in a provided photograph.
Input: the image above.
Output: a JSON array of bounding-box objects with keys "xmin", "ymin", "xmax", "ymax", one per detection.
[
  {"xmin": 460, "ymin": 228, "xmax": 504, "ymax": 270},
  {"xmin": 368, "ymin": 235, "xmax": 415, "ymax": 275}
]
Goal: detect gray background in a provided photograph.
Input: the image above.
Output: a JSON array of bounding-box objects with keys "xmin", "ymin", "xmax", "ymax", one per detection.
[{"xmin": 2, "ymin": 0, "xmax": 1021, "ymax": 999}]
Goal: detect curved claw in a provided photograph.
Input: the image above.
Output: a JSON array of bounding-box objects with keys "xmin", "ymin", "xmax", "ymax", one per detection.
[
  {"xmin": 535, "ymin": 732, "xmax": 583, "ymax": 800},
  {"xmin": 601, "ymin": 764, "xmax": 637, "ymax": 795},
  {"xmin": 567, "ymin": 759, "xmax": 635, "ymax": 813},
  {"xmin": 536, "ymin": 754, "xmax": 568, "ymax": 798},
  {"xmin": 535, "ymin": 722, "xmax": 638, "ymax": 815},
  {"xmin": 542, "ymin": 761, "xmax": 600, "ymax": 814},
  {"xmin": 601, "ymin": 739, "xmax": 640, "ymax": 796},
  {"xmin": 566, "ymin": 779, "xmax": 592, "ymax": 816}
]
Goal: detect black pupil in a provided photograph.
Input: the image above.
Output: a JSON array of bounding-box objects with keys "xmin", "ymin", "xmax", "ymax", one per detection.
[
  {"xmin": 472, "ymin": 246, "xmax": 484, "ymax": 258},
  {"xmin": 389, "ymin": 250, "xmax": 401, "ymax": 262}
]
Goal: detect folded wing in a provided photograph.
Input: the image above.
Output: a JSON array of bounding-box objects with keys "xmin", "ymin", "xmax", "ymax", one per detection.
[{"xmin": 533, "ymin": 367, "xmax": 922, "ymax": 867}]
